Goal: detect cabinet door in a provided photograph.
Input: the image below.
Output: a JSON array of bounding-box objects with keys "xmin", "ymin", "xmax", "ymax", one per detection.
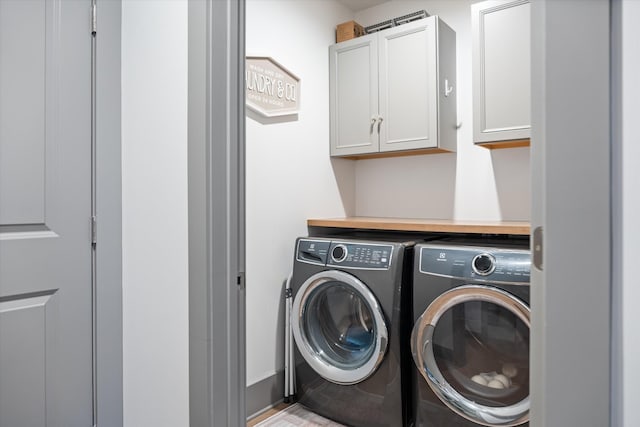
[
  {"xmin": 472, "ymin": 0, "xmax": 531, "ymax": 144},
  {"xmin": 329, "ymin": 34, "xmax": 379, "ymax": 156},
  {"xmin": 378, "ymin": 18, "xmax": 438, "ymax": 152}
]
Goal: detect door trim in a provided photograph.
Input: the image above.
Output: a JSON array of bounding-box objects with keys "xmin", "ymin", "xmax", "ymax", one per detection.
[
  {"xmin": 188, "ymin": 0, "xmax": 246, "ymax": 425},
  {"xmin": 95, "ymin": 0, "xmax": 123, "ymax": 425},
  {"xmin": 530, "ymin": 1, "xmax": 611, "ymax": 426}
]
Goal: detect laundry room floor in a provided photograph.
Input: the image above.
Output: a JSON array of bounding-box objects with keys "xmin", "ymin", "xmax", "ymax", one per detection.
[{"xmin": 248, "ymin": 403, "xmax": 346, "ymax": 427}]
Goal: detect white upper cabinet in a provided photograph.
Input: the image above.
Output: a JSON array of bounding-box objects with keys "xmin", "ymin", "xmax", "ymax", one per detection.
[
  {"xmin": 329, "ymin": 17, "xmax": 457, "ymax": 158},
  {"xmin": 472, "ymin": 0, "xmax": 531, "ymax": 146}
]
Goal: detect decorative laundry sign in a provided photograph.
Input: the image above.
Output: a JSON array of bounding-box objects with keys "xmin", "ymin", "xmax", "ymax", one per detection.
[{"xmin": 246, "ymin": 57, "xmax": 300, "ymax": 117}]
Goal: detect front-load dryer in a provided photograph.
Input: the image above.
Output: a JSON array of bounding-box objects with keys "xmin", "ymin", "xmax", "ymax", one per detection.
[
  {"xmin": 290, "ymin": 237, "xmax": 414, "ymax": 427},
  {"xmin": 410, "ymin": 239, "xmax": 531, "ymax": 427}
]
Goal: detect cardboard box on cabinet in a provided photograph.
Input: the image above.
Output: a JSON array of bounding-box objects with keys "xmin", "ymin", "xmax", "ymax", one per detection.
[{"xmin": 336, "ymin": 20, "xmax": 365, "ymax": 43}]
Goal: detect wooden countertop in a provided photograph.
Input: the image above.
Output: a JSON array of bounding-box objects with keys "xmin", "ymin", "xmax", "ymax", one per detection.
[{"xmin": 307, "ymin": 217, "xmax": 530, "ymax": 235}]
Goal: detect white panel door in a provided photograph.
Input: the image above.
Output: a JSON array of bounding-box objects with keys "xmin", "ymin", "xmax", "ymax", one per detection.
[
  {"xmin": 0, "ymin": 1, "xmax": 93, "ymax": 426},
  {"xmin": 329, "ymin": 34, "xmax": 379, "ymax": 156},
  {"xmin": 379, "ymin": 18, "xmax": 438, "ymax": 152}
]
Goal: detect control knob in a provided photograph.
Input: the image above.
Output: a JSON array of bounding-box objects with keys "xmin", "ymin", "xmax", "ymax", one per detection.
[
  {"xmin": 331, "ymin": 244, "xmax": 348, "ymax": 263},
  {"xmin": 472, "ymin": 253, "xmax": 496, "ymax": 276}
]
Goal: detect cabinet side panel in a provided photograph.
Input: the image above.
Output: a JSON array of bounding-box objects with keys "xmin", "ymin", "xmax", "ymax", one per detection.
[{"xmin": 437, "ymin": 18, "xmax": 457, "ymax": 153}]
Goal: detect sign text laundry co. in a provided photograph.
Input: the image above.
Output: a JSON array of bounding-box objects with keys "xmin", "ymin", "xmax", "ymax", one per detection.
[{"xmin": 245, "ymin": 57, "xmax": 300, "ymax": 117}]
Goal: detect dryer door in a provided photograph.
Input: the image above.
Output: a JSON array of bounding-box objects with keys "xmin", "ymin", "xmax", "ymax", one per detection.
[
  {"xmin": 291, "ymin": 270, "xmax": 388, "ymax": 385},
  {"xmin": 411, "ymin": 285, "xmax": 530, "ymax": 427}
]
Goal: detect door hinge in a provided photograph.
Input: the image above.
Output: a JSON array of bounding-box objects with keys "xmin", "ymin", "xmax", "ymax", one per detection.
[
  {"xmin": 91, "ymin": 216, "xmax": 97, "ymax": 246},
  {"xmin": 91, "ymin": 3, "xmax": 97, "ymax": 35}
]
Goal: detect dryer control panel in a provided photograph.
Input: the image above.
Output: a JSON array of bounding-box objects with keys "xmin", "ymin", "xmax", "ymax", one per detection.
[
  {"xmin": 419, "ymin": 246, "xmax": 530, "ymax": 283},
  {"xmin": 296, "ymin": 239, "xmax": 393, "ymax": 269}
]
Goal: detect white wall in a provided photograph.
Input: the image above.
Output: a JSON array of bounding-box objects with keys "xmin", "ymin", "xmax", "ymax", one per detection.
[
  {"xmin": 621, "ymin": 0, "xmax": 640, "ymax": 425},
  {"xmin": 121, "ymin": 1, "xmax": 189, "ymax": 426},
  {"xmin": 354, "ymin": 0, "xmax": 530, "ymax": 220},
  {"xmin": 245, "ymin": 0, "xmax": 354, "ymax": 386}
]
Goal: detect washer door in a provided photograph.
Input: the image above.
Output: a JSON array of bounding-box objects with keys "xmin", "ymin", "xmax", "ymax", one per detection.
[
  {"xmin": 291, "ymin": 270, "xmax": 388, "ymax": 385},
  {"xmin": 411, "ymin": 285, "xmax": 530, "ymax": 427}
]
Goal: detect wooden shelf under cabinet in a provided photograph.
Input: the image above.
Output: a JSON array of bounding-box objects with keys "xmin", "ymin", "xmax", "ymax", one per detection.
[
  {"xmin": 476, "ymin": 139, "xmax": 530, "ymax": 150},
  {"xmin": 307, "ymin": 217, "xmax": 530, "ymax": 236}
]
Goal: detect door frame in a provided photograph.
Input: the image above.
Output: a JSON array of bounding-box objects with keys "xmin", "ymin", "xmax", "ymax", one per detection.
[
  {"xmin": 181, "ymin": 0, "xmax": 618, "ymax": 426},
  {"xmin": 95, "ymin": 0, "xmax": 123, "ymax": 425},
  {"xmin": 188, "ymin": 0, "xmax": 246, "ymax": 425},
  {"xmin": 611, "ymin": 1, "xmax": 640, "ymax": 425},
  {"xmin": 531, "ymin": 1, "xmax": 611, "ymax": 426}
]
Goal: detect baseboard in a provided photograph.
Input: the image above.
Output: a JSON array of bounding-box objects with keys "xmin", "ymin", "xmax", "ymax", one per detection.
[{"xmin": 246, "ymin": 370, "xmax": 285, "ymax": 419}]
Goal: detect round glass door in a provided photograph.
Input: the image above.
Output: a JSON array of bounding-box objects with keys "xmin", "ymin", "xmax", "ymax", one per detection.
[
  {"xmin": 411, "ymin": 285, "xmax": 530, "ymax": 427},
  {"xmin": 291, "ymin": 270, "xmax": 388, "ymax": 385}
]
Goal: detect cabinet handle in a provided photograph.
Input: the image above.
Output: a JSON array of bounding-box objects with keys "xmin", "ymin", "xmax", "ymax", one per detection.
[
  {"xmin": 377, "ymin": 116, "xmax": 383, "ymax": 133},
  {"xmin": 370, "ymin": 117, "xmax": 377, "ymax": 134},
  {"xmin": 445, "ymin": 79, "xmax": 454, "ymax": 97}
]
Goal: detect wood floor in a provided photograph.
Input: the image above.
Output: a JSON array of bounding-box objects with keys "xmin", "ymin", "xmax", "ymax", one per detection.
[{"xmin": 246, "ymin": 403, "xmax": 290, "ymax": 427}]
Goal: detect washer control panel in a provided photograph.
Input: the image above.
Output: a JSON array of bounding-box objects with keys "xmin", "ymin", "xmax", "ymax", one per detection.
[
  {"xmin": 296, "ymin": 239, "xmax": 394, "ymax": 269},
  {"xmin": 419, "ymin": 245, "xmax": 530, "ymax": 283},
  {"xmin": 328, "ymin": 242, "xmax": 393, "ymax": 269}
]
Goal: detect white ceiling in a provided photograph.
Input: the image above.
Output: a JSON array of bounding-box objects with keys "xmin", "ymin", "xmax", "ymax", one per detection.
[{"xmin": 336, "ymin": 0, "xmax": 391, "ymax": 12}]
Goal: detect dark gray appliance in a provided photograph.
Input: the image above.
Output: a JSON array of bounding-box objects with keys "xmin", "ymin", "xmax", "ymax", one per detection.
[
  {"xmin": 411, "ymin": 239, "xmax": 531, "ymax": 427},
  {"xmin": 290, "ymin": 237, "xmax": 414, "ymax": 427}
]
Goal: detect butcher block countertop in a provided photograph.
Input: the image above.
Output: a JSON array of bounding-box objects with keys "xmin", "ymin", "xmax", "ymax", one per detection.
[{"xmin": 307, "ymin": 217, "xmax": 531, "ymax": 236}]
